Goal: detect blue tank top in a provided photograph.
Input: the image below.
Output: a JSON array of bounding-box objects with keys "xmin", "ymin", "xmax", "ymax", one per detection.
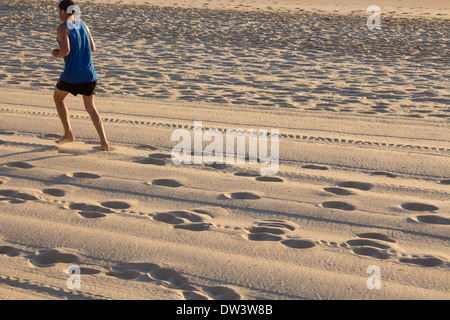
[{"xmin": 60, "ymin": 21, "xmax": 98, "ymax": 84}]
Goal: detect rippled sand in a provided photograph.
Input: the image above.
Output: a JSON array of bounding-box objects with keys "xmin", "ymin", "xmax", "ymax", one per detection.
[
  {"xmin": 0, "ymin": 0, "xmax": 449, "ymax": 301},
  {"xmin": 0, "ymin": 0, "xmax": 449, "ymax": 118}
]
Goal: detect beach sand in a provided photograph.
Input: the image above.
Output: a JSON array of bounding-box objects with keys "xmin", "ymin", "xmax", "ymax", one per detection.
[{"xmin": 0, "ymin": 0, "xmax": 449, "ymax": 300}]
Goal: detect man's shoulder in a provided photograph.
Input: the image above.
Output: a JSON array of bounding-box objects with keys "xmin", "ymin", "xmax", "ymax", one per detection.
[{"xmin": 57, "ymin": 23, "xmax": 69, "ymax": 33}]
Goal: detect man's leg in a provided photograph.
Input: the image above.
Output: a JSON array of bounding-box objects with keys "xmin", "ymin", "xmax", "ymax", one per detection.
[
  {"xmin": 82, "ymin": 94, "xmax": 110, "ymax": 151},
  {"xmin": 53, "ymin": 87, "xmax": 75, "ymax": 144}
]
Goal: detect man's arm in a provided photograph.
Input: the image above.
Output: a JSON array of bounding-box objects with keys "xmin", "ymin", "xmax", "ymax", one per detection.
[{"xmin": 52, "ymin": 24, "xmax": 70, "ymax": 57}]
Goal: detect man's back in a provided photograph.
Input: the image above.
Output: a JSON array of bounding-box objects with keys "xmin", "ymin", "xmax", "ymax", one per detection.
[{"xmin": 60, "ymin": 21, "xmax": 98, "ymax": 84}]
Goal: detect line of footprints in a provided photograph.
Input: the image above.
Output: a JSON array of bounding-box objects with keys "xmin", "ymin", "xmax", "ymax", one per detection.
[
  {"xmin": 0, "ymin": 216, "xmax": 448, "ymax": 300},
  {"xmin": 1, "ymin": 157, "xmax": 449, "ymax": 273},
  {"xmin": 1, "ymin": 175, "xmax": 449, "ymax": 271},
  {"xmin": 1, "ymin": 158, "xmax": 449, "ymax": 226},
  {"xmin": 1, "ymin": 173, "xmax": 448, "ymax": 227},
  {"xmin": 1, "ymin": 222, "xmax": 448, "ymax": 301},
  {"xmin": 0, "ymin": 245, "xmax": 241, "ymax": 300}
]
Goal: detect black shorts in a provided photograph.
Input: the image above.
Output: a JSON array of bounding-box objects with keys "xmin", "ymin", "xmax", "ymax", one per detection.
[{"xmin": 56, "ymin": 80, "xmax": 97, "ymax": 96}]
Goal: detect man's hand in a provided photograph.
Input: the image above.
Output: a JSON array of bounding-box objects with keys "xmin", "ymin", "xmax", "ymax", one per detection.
[{"xmin": 52, "ymin": 49, "xmax": 61, "ymax": 57}]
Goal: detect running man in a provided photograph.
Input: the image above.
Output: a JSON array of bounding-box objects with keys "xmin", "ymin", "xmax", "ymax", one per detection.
[{"xmin": 52, "ymin": 0, "xmax": 110, "ymax": 151}]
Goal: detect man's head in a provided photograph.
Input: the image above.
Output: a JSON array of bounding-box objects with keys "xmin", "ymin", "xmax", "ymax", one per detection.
[{"xmin": 58, "ymin": 0, "xmax": 75, "ymax": 20}]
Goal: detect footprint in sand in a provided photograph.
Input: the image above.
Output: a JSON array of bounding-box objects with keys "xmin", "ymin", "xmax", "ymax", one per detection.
[
  {"xmin": 255, "ymin": 176, "xmax": 284, "ymax": 182},
  {"xmin": 399, "ymin": 256, "xmax": 445, "ymax": 267},
  {"xmin": 69, "ymin": 202, "xmax": 114, "ymax": 219},
  {"xmin": 337, "ymin": 181, "xmax": 373, "ymax": 191},
  {"xmin": 107, "ymin": 262, "xmax": 236, "ymax": 300},
  {"xmin": 106, "ymin": 269, "xmax": 142, "ymax": 280},
  {"xmin": 345, "ymin": 233, "xmax": 399, "ymax": 260},
  {"xmin": 351, "ymin": 246, "xmax": 391, "ymax": 260},
  {"xmin": 136, "ymin": 157, "xmax": 166, "ymax": 166},
  {"xmin": 220, "ymin": 192, "xmax": 261, "ymax": 200},
  {"xmin": 149, "ymin": 179, "xmax": 183, "ymax": 188},
  {"xmin": 322, "ymin": 201, "xmax": 356, "ymax": 211},
  {"xmin": 246, "ymin": 220, "xmax": 315, "ymax": 249},
  {"xmin": 247, "ymin": 232, "xmax": 282, "ymax": 241},
  {"xmin": 411, "ymin": 215, "xmax": 450, "ymax": 225},
  {"xmin": 281, "ymin": 239, "xmax": 316, "ymax": 249},
  {"xmin": 346, "ymin": 239, "xmax": 391, "ymax": 250},
  {"xmin": 78, "ymin": 267, "xmax": 102, "ymax": 275},
  {"xmin": 401, "ymin": 202, "xmax": 439, "ymax": 212},
  {"xmin": 106, "ymin": 262, "xmax": 160, "ymax": 281},
  {"xmin": 27, "ymin": 249, "xmax": 80, "ymax": 267},
  {"xmin": 205, "ymin": 162, "xmax": 230, "ymax": 170},
  {"xmin": 79, "ymin": 211, "xmax": 107, "ymax": 219},
  {"xmin": 150, "ymin": 268, "xmax": 195, "ymax": 290},
  {"xmin": 67, "ymin": 172, "xmax": 101, "ymax": 179},
  {"xmin": 152, "ymin": 210, "xmax": 213, "ymax": 231},
  {"xmin": 246, "ymin": 222, "xmax": 285, "ymax": 241},
  {"xmin": 0, "ymin": 245, "xmax": 21, "ymax": 257},
  {"xmin": 323, "ymin": 187, "xmax": 355, "ymax": 196},
  {"xmin": 0, "ymin": 189, "xmax": 38, "ymax": 203},
  {"xmin": 153, "ymin": 211, "xmax": 202, "ymax": 224},
  {"xmin": 173, "ymin": 223, "xmax": 211, "ymax": 231},
  {"xmin": 101, "ymin": 201, "xmax": 131, "ymax": 210},
  {"xmin": 234, "ymin": 171, "xmax": 261, "ymax": 177},
  {"xmin": 42, "ymin": 188, "xmax": 66, "ymax": 197},
  {"xmin": 4, "ymin": 162, "xmax": 34, "ymax": 169},
  {"xmin": 107, "ymin": 262, "xmax": 195, "ymax": 290}
]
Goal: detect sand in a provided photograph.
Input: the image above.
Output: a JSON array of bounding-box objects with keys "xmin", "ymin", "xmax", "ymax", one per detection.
[{"xmin": 0, "ymin": 0, "xmax": 449, "ymax": 300}]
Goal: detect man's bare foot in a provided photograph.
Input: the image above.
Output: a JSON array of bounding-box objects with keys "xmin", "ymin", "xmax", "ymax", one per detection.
[
  {"xmin": 55, "ymin": 135, "xmax": 75, "ymax": 145},
  {"xmin": 101, "ymin": 141, "xmax": 111, "ymax": 151}
]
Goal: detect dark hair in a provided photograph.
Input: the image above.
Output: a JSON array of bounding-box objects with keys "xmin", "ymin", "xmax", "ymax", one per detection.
[{"xmin": 58, "ymin": 0, "xmax": 75, "ymax": 12}]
